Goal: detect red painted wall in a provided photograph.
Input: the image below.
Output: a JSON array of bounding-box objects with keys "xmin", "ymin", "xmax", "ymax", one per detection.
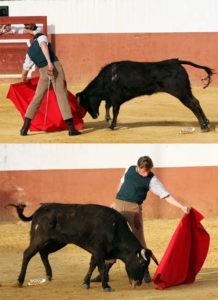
[
  {"xmin": 1, "ymin": 32, "xmax": 218, "ymax": 86},
  {"xmin": 53, "ymin": 32, "xmax": 218, "ymax": 85},
  {"xmin": 1, "ymin": 166, "xmax": 217, "ymax": 221}
]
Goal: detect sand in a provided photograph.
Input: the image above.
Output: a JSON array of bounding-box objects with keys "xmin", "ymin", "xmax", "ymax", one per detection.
[
  {"xmin": 0, "ymin": 83, "xmax": 218, "ymax": 143},
  {"xmin": 0, "ymin": 218, "xmax": 217, "ymax": 300}
]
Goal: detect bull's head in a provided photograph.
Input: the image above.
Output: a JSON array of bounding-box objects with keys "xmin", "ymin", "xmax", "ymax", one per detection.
[
  {"xmin": 126, "ymin": 248, "xmax": 158, "ymax": 287},
  {"xmin": 76, "ymin": 92, "xmax": 101, "ymax": 119}
]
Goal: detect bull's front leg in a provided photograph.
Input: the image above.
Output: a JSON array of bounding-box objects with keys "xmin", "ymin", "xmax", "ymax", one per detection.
[
  {"xmin": 98, "ymin": 261, "xmax": 113, "ymax": 292},
  {"xmin": 109, "ymin": 104, "xmax": 120, "ymax": 130},
  {"xmin": 105, "ymin": 101, "xmax": 112, "ymax": 123}
]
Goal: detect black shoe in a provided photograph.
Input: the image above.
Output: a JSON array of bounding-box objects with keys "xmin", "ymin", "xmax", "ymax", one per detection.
[
  {"xmin": 68, "ymin": 127, "xmax": 81, "ymax": 136},
  {"xmin": 20, "ymin": 118, "xmax": 31, "ymax": 136},
  {"xmin": 65, "ymin": 118, "xmax": 81, "ymax": 136},
  {"xmin": 144, "ymin": 270, "xmax": 152, "ymax": 283}
]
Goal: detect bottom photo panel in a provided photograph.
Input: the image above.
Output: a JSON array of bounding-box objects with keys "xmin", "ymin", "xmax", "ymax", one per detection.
[{"xmin": 0, "ymin": 144, "xmax": 217, "ymax": 300}]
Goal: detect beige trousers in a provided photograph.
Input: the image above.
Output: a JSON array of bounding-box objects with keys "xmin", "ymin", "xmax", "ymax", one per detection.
[
  {"xmin": 25, "ymin": 61, "xmax": 72, "ymax": 120},
  {"xmin": 114, "ymin": 198, "xmax": 147, "ymax": 248}
]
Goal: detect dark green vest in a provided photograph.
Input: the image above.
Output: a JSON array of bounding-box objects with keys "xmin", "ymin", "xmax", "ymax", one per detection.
[
  {"xmin": 116, "ymin": 166, "xmax": 154, "ymax": 204},
  {"xmin": 28, "ymin": 39, "xmax": 58, "ymax": 68}
]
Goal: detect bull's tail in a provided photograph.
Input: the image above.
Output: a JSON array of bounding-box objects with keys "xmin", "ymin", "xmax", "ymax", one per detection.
[
  {"xmin": 6, "ymin": 203, "xmax": 33, "ymax": 222},
  {"xmin": 177, "ymin": 59, "xmax": 214, "ymax": 89}
]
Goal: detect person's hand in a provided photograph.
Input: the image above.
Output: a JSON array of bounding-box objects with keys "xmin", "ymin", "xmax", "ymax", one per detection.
[
  {"xmin": 21, "ymin": 74, "xmax": 28, "ymax": 83},
  {"xmin": 21, "ymin": 69, "xmax": 29, "ymax": 83},
  {"xmin": 181, "ymin": 206, "xmax": 191, "ymax": 214},
  {"xmin": 47, "ymin": 62, "xmax": 54, "ymax": 77}
]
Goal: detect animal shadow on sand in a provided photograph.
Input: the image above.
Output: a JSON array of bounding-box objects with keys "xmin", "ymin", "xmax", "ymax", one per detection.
[{"xmin": 84, "ymin": 120, "xmax": 217, "ymax": 131}]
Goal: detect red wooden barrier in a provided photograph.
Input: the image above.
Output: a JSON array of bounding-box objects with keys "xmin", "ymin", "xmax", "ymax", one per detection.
[{"xmin": 0, "ymin": 16, "xmax": 47, "ymax": 77}]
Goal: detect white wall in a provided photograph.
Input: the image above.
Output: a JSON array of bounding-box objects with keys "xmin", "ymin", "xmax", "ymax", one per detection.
[
  {"xmin": 0, "ymin": 144, "xmax": 218, "ymax": 170},
  {"xmin": 3, "ymin": 0, "xmax": 218, "ymax": 34}
]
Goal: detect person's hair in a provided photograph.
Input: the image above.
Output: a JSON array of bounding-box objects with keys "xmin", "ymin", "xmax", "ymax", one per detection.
[
  {"xmin": 33, "ymin": 32, "xmax": 44, "ymax": 40},
  {"xmin": 25, "ymin": 23, "xmax": 37, "ymax": 30},
  {"xmin": 137, "ymin": 156, "xmax": 153, "ymax": 170}
]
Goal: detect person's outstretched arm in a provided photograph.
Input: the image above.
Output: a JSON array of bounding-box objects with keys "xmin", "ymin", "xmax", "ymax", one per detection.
[
  {"xmin": 150, "ymin": 176, "xmax": 190, "ymax": 214},
  {"xmin": 164, "ymin": 195, "xmax": 190, "ymax": 214}
]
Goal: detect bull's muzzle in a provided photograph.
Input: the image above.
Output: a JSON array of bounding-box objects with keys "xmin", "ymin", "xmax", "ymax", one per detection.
[
  {"xmin": 92, "ymin": 112, "xmax": 99, "ymax": 119},
  {"xmin": 129, "ymin": 279, "xmax": 141, "ymax": 288}
]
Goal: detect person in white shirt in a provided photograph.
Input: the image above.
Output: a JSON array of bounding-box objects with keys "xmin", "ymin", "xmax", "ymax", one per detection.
[
  {"xmin": 20, "ymin": 33, "xmax": 81, "ymax": 136},
  {"xmin": 91, "ymin": 155, "xmax": 190, "ymax": 283}
]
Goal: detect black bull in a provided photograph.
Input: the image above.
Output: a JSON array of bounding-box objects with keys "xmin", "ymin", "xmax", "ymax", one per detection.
[
  {"xmin": 9, "ymin": 203, "xmax": 158, "ymax": 291},
  {"xmin": 76, "ymin": 59, "xmax": 214, "ymax": 131}
]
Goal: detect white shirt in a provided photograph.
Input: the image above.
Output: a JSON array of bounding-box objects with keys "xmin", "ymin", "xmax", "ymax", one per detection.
[{"xmin": 23, "ymin": 35, "xmax": 48, "ymax": 71}]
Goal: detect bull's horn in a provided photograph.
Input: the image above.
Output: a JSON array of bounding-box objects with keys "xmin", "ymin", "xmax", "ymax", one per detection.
[
  {"xmin": 151, "ymin": 252, "xmax": 159, "ymax": 265},
  {"xmin": 140, "ymin": 249, "xmax": 147, "ymax": 261}
]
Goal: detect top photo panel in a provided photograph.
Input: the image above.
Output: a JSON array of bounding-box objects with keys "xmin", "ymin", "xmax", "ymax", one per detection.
[{"xmin": 0, "ymin": 0, "xmax": 218, "ymax": 143}]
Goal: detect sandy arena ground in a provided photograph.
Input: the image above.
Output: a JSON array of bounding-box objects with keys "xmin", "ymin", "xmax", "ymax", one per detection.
[
  {"xmin": 0, "ymin": 217, "xmax": 217, "ymax": 300},
  {"xmin": 0, "ymin": 83, "xmax": 218, "ymax": 143}
]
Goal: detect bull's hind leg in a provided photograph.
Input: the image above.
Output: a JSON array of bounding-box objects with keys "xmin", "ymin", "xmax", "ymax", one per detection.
[
  {"xmin": 83, "ymin": 255, "xmax": 97, "ymax": 289},
  {"xmin": 176, "ymin": 93, "xmax": 210, "ymax": 131},
  {"xmin": 191, "ymin": 95, "xmax": 210, "ymax": 128},
  {"xmin": 39, "ymin": 241, "xmax": 66, "ymax": 281},
  {"xmin": 18, "ymin": 240, "xmax": 44, "ymax": 286}
]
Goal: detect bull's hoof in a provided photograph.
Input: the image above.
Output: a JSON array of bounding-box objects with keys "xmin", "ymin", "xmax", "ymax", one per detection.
[
  {"xmin": 105, "ymin": 118, "xmax": 112, "ymax": 123},
  {"xmin": 17, "ymin": 281, "xmax": 23, "ymax": 287},
  {"xmin": 46, "ymin": 275, "xmax": 52, "ymax": 281},
  {"xmin": 104, "ymin": 287, "xmax": 113, "ymax": 292},
  {"xmin": 201, "ymin": 127, "xmax": 210, "ymax": 132},
  {"xmin": 83, "ymin": 283, "xmax": 90, "ymax": 289},
  {"xmin": 109, "ymin": 124, "xmax": 117, "ymax": 130}
]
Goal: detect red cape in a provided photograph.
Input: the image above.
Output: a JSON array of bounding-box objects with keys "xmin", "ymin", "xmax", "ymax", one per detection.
[
  {"xmin": 7, "ymin": 77, "xmax": 86, "ymax": 131},
  {"xmin": 152, "ymin": 207, "xmax": 210, "ymax": 289}
]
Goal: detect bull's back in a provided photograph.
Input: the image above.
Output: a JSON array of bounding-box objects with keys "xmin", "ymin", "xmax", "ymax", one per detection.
[
  {"xmin": 32, "ymin": 203, "xmax": 126, "ymax": 249},
  {"xmin": 102, "ymin": 60, "xmax": 186, "ymax": 98}
]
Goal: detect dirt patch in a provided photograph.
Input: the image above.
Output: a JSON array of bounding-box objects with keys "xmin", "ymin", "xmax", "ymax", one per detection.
[
  {"xmin": 1, "ymin": 83, "xmax": 218, "ymax": 143},
  {"xmin": 0, "ymin": 218, "xmax": 217, "ymax": 300}
]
